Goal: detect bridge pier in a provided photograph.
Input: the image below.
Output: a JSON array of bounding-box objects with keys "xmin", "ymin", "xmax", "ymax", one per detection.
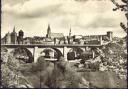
[
  {"xmin": 34, "ymin": 46, "xmax": 39, "ymax": 63},
  {"xmin": 92, "ymin": 50, "xmax": 95, "ymax": 58},
  {"xmin": 63, "ymin": 46, "xmax": 68, "ymax": 61},
  {"xmin": 100, "ymin": 36, "xmax": 103, "ymax": 45}
]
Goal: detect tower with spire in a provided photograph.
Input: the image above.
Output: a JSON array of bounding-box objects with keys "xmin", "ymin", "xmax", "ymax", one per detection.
[
  {"xmin": 69, "ymin": 28, "xmax": 72, "ymax": 37},
  {"xmin": 67, "ymin": 28, "xmax": 73, "ymax": 44},
  {"xmin": 11, "ymin": 26, "xmax": 17, "ymax": 44},
  {"xmin": 46, "ymin": 24, "xmax": 51, "ymax": 38},
  {"xmin": 13, "ymin": 26, "xmax": 16, "ymax": 32}
]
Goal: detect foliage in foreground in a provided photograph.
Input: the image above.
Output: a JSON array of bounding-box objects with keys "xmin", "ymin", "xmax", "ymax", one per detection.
[{"xmin": 1, "ymin": 49, "xmax": 33, "ymax": 88}]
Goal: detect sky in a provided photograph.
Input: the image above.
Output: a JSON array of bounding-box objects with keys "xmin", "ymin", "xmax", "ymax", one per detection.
[{"xmin": 1, "ymin": 0, "xmax": 127, "ymax": 38}]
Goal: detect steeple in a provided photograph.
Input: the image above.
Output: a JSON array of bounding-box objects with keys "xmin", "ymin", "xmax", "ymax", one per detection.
[
  {"xmin": 11, "ymin": 26, "xmax": 17, "ymax": 44},
  {"xmin": 13, "ymin": 26, "xmax": 16, "ymax": 33},
  {"xmin": 46, "ymin": 24, "xmax": 51, "ymax": 38},
  {"xmin": 47, "ymin": 24, "xmax": 51, "ymax": 32},
  {"xmin": 69, "ymin": 28, "xmax": 71, "ymax": 36},
  {"xmin": 11, "ymin": 26, "xmax": 17, "ymax": 35}
]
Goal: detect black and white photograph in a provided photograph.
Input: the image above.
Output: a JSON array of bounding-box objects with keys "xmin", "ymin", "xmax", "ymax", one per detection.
[{"xmin": 1, "ymin": 0, "xmax": 127, "ymax": 88}]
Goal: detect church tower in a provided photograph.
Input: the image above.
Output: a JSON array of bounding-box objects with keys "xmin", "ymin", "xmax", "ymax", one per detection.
[
  {"xmin": 68, "ymin": 28, "xmax": 72, "ymax": 44},
  {"xmin": 69, "ymin": 28, "xmax": 72, "ymax": 37},
  {"xmin": 11, "ymin": 26, "xmax": 17, "ymax": 44},
  {"xmin": 46, "ymin": 24, "xmax": 51, "ymax": 38}
]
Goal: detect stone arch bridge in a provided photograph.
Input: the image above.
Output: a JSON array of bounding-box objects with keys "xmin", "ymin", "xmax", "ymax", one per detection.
[{"xmin": 1, "ymin": 44, "xmax": 103, "ymax": 62}]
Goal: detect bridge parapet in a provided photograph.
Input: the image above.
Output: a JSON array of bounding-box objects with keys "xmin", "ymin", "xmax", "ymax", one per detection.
[{"xmin": 1, "ymin": 44, "xmax": 103, "ymax": 48}]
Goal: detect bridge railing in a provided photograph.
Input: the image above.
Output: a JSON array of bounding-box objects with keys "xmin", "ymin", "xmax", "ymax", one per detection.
[{"xmin": 1, "ymin": 44, "xmax": 103, "ymax": 47}]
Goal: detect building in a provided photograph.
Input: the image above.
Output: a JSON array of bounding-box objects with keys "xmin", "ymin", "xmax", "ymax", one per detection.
[
  {"xmin": 67, "ymin": 29, "xmax": 74, "ymax": 44},
  {"xmin": 10, "ymin": 27, "xmax": 17, "ymax": 44},
  {"xmin": 83, "ymin": 31, "xmax": 113, "ymax": 45},
  {"xmin": 69, "ymin": 28, "xmax": 72, "ymax": 37},
  {"xmin": 1, "ymin": 26, "xmax": 25, "ymax": 44},
  {"xmin": 46, "ymin": 24, "xmax": 64, "ymax": 39},
  {"xmin": 72, "ymin": 35, "xmax": 83, "ymax": 44},
  {"xmin": 17, "ymin": 30, "xmax": 24, "ymax": 44},
  {"xmin": 1, "ymin": 27, "xmax": 17, "ymax": 44},
  {"xmin": 107, "ymin": 31, "xmax": 113, "ymax": 41},
  {"xmin": 33, "ymin": 36, "xmax": 45, "ymax": 44},
  {"xmin": 4, "ymin": 32, "xmax": 11, "ymax": 44},
  {"xmin": 6, "ymin": 32, "xmax": 11, "ymax": 44},
  {"xmin": 46, "ymin": 24, "xmax": 51, "ymax": 38},
  {"xmin": 45, "ymin": 24, "xmax": 65, "ymax": 44},
  {"xmin": 23, "ymin": 37, "xmax": 34, "ymax": 44},
  {"xmin": 1, "ymin": 24, "xmax": 113, "ymax": 45}
]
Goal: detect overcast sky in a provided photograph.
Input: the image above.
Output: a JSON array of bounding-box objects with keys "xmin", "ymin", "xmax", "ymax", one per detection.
[{"xmin": 1, "ymin": 0, "xmax": 127, "ymax": 38}]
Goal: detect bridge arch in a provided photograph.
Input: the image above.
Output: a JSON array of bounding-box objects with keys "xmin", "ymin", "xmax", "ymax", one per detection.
[
  {"xmin": 39, "ymin": 47, "xmax": 63, "ymax": 59},
  {"xmin": 11, "ymin": 47, "xmax": 34, "ymax": 63},
  {"xmin": 52, "ymin": 48, "xmax": 63, "ymax": 58},
  {"xmin": 67, "ymin": 47, "xmax": 84, "ymax": 60}
]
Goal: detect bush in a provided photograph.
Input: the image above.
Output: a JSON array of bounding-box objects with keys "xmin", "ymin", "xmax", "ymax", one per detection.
[{"xmin": 46, "ymin": 59, "xmax": 89, "ymax": 88}]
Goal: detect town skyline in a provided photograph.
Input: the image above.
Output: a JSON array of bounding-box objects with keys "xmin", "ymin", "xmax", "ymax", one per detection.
[
  {"xmin": 1, "ymin": 24, "xmax": 126, "ymax": 38},
  {"xmin": 1, "ymin": 0, "xmax": 127, "ymax": 38}
]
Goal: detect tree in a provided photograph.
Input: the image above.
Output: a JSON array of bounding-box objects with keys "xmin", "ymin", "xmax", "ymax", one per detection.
[
  {"xmin": 111, "ymin": 0, "xmax": 128, "ymax": 34},
  {"xmin": 1, "ymin": 52, "xmax": 20, "ymax": 88},
  {"xmin": 47, "ymin": 56, "xmax": 89, "ymax": 88},
  {"xmin": 1, "ymin": 50, "xmax": 33, "ymax": 88}
]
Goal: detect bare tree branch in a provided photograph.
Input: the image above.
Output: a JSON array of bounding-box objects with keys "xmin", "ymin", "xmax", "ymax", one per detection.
[{"xmin": 111, "ymin": 0, "xmax": 128, "ymax": 34}]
